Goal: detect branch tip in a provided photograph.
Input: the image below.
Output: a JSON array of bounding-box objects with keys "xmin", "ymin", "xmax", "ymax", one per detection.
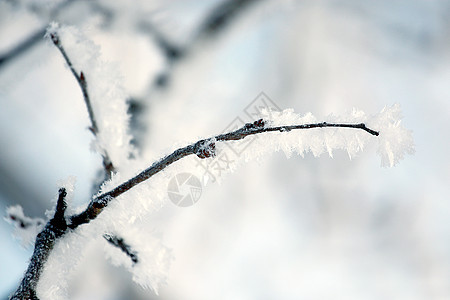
[
  {"xmin": 49, "ymin": 33, "xmax": 59, "ymax": 45},
  {"xmin": 50, "ymin": 187, "xmax": 68, "ymax": 236},
  {"xmin": 55, "ymin": 187, "xmax": 67, "ymax": 214},
  {"xmin": 363, "ymin": 124, "xmax": 379, "ymax": 136}
]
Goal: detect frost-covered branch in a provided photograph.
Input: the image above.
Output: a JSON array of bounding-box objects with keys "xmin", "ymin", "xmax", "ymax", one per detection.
[
  {"xmin": 10, "ymin": 108, "xmax": 413, "ymax": 298},
  {"xmin": 50, "ymin": 33, "xmax": 98, "ymax": 134},
  {"xmin": 68, "ymin": 119, "xmax": 379, "ymax": 227},
  {"xmin": 48, "ymin": 30, "xmax": 116, "ymax": 178},
  {"xmin": 9, "ymin": 23, "xmax": 414, "ymax": 299},
  {"xmin": 10, "ymin": 118, "xmax": 379, "ymax": 298}
]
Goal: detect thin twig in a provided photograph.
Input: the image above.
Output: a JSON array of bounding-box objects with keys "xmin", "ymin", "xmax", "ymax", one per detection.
[
  {"xmin": 49, "ymin": 32, "xmax": 116, "ymax": 179},
  {"xmin": 69, "ymin": 119, "xmax": 379, "ymax": 227},
  {"xmin": 49, "ymin": 34, "xmax": 98, "ymax": 134}
]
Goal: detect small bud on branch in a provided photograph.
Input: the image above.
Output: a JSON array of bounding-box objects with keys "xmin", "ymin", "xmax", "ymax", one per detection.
[{"xmin": 195, "ymin": 139, "xmax": 216, "ymax": 159}]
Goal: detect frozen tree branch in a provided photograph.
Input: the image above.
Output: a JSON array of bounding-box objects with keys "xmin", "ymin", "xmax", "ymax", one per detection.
[
  {"xmin": 49, "ymin": 32, "xmax": 116, "ymax": 179},
  {"xmin": 10, "ymin": 117, "xmax": 380, "ymax": 299},
  {"xmin": 11, "ymin": 27, "xmax": 400, "ymax": 298},
  {"xmin": 10, "ymin": 19, "xmax": 411, "ymax": 299},
  {"xmin": 4, "ymin": 4, "xmax": 416, "ymax": 298},
  {"xmin": 68, "ymin": 119, "xmax": 379, "ymax": 227},
  {"xmin": 10, "ymin": 114, "xmax": 382, "ymax": 298},
  {"xmin": 49, "ymin": 33, "xmax": 98, "ymax": 135}
]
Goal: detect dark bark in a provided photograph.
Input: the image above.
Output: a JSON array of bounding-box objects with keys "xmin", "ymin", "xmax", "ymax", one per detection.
[{"xmin": 10, "ymin": 189, "xmax": 68, "ymax": 300}]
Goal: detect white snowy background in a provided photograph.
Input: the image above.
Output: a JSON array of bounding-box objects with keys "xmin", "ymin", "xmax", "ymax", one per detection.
[{"xmin": 1, "ymin": 0, "xmax": 449, "ymax": 299}]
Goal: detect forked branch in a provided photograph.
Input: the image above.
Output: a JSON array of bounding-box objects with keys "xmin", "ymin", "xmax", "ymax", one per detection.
[
  {"xmin": 11, "ymin": 117, "xmax": 379, "ymax": 299},
  {"xmin": 13, "ymin": 28, "xmax": 380, "ymax": 300}
]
